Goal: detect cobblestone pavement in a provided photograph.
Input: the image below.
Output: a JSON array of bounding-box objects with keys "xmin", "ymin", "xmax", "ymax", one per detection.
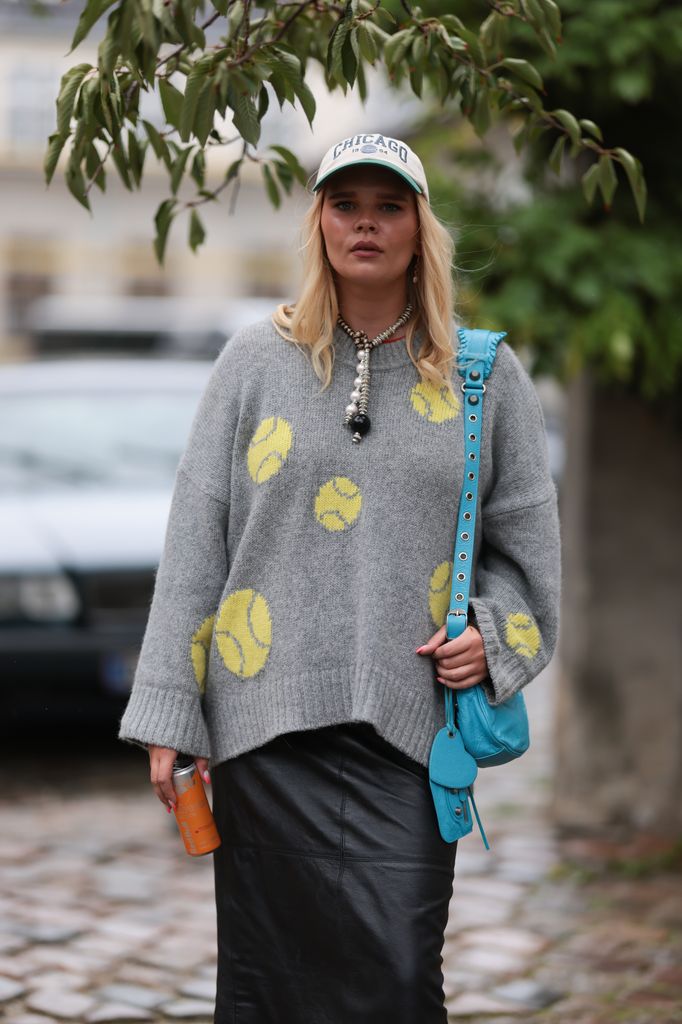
[{"xmin": 1, "ymin": 666, "xmax": 681, "ymax": 1023}]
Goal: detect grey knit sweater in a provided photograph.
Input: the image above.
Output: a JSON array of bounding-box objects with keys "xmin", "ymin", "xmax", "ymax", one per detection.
[{"xmin": 118, "ymin": 316, "xmax": 561, "ymax": 768}]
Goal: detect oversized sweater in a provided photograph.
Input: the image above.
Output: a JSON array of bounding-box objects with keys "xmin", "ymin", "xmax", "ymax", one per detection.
[{"xmin": 118, "ymin": 316, "xmax": 562, "ymax": 768}]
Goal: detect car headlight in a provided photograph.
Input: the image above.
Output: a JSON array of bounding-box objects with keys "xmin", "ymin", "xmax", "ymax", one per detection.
[{"xmin": 0, "ymin": 574, "xmax": 81, "ymax": 621}]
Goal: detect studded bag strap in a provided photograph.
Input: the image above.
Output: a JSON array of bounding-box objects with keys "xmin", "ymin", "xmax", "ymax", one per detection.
[{"xmin": 442, "ymin": 328, "xmax": 507, "ymax": 731}]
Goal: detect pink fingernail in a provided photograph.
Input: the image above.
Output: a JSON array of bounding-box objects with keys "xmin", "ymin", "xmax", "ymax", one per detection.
[
  {"xmin": 166, "ymin": 805, "xmax": 172, "ymax": 813},
  {"xmin": 416, "ymin": 646, "xmax": 426, "ymax": 653},
  {"xmin": 203, "ymin": 771, "xmax": 210, "ymax": 783}
]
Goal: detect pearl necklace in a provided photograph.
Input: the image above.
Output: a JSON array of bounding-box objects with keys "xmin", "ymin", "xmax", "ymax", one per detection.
[{"xmin": 337, "ymin": 303, "xmax": 413, "ymax": 444}]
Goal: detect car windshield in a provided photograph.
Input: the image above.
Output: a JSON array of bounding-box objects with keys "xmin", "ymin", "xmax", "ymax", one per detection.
[{"xmin": 0, "ymin": 391, "xmax": 203, "ymax": 492}]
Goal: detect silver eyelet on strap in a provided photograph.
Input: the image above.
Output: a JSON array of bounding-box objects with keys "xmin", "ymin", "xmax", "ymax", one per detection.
[
  {"xmin": 457, "ymin": 572, "xmax": 465, "ymax": 581},
  {"xmin": 461, "ymin": 532, "xmax": 469, "ymax": 541},
  {"xmin": 459, "ymin": 552, "xmax": 467, "ymax": 560}
]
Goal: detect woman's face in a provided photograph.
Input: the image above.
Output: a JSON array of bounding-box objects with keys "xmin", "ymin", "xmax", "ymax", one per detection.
[{"xmin": 319, "ymin": 165, "xmax": 420, "ymax": 290}]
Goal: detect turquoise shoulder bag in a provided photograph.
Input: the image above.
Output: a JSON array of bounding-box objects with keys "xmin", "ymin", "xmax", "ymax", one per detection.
[{"xmin": 428, "ymin": 328, "xmax": 531, "ymax": 849}]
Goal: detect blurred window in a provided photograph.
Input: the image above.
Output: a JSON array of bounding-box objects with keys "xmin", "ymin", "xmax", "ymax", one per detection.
[
  {"xmin": 6, "ymin": 63, "xmax": 61, "ymax": 149},
  {"xmin": 0, "ymin": 391, "xmax": 202, "ymax": 492}
]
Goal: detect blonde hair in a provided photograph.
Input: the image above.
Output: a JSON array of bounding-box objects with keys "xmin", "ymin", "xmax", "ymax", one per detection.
[{"xmin": 272, "ymin": 188, "xmax": 458, "ymax": 399}]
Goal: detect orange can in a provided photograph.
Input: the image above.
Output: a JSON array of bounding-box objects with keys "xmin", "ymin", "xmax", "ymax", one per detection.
[{"xmin": 172, "ymin": 757, "xmax": 221, "ymax": 856}]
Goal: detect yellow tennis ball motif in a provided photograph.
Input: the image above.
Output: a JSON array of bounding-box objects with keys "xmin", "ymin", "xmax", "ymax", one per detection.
[
  {"xmin": 428, "ymin": 561, "xmax": 452, "ymax": 627},
  {"xmin": 247, "ymin": 416, "xmax": 293, "ymax": 484},
  {"xmin": 190, "ymin": 614, "xmax": 215, "ymax": 695},
  {"xmin": 215, "ymin": 589, "xmax": 272, "ymax": 678},
  {"xmin": 314, "ymin": 476, "xmax": 362, "ymax": 532},
  {"xmin": 505, "ymin": 612, "xmax": 541, "ymax": 659},
  {"xmin": 410, "ymin": 380, "xmax": 460, "ymax": 423}
]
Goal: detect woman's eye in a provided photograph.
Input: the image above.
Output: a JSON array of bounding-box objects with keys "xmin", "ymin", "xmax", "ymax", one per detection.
[
  {"xmin": 334, "ymin": 201, "xmax": 353, "ymax": 210},
  {"xmin": 382, "ymin": 203, "xmax": 402, "ymax": 212}
]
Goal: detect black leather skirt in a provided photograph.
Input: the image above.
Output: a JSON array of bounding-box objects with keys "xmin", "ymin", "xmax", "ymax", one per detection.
[{"xmin": 211, "ymin": 720, "xmax": 457, "ymax": 1024}]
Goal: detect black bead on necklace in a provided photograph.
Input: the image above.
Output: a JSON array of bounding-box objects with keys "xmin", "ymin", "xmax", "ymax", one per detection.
[{"xmin": 337, "ymin": 303, "xmax": 413, "ymax": 444}]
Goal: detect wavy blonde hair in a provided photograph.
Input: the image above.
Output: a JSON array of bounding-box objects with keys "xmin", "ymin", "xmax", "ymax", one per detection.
[{"xmin": 272, "ymin": 187, "xmax": 458, "ymax": 399}]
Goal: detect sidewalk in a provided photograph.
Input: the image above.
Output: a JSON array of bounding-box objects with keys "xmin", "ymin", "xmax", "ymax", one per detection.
[{"xmin": 1, "ymin": 665, "xmax": 680, "ymax": 1023}]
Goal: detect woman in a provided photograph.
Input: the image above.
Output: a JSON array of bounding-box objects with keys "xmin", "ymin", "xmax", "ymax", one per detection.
[{"xmin": 119, "ymin": 132, "xmax": 561, "ymax": 1023}]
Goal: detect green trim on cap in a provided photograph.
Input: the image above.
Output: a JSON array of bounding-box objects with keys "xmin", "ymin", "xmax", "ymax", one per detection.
[{"xmin": 313, "ymin": 159, "xmax": 424, "ymax": 196}]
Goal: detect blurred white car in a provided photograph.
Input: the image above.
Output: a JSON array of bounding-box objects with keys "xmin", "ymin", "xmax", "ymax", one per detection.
[{"xmin": 0, "ymin": 356, "xmax": 212, "ymax": 729}]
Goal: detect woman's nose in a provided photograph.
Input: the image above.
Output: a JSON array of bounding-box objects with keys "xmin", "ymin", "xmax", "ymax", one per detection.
[{"xmin": 354, "ymin": 210, "xmax": 377, "ymax": 231}]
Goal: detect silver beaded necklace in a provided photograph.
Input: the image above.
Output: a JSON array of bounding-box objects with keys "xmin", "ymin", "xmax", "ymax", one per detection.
[{"xmin": 337, "ymin": 303, "xmax": 413, "ymax": 444}]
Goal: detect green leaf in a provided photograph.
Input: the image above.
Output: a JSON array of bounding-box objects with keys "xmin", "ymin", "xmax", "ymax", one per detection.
[
  {"xmin": 56, "ymin": 64, "xmax": 93, "ymax": 140},
  {"xmin": 503, "ymin": 77, "xmax": 543, "ymax": 113},
  {"xmin": 226, "ymin": 0, "xmax": 245, "ymax": 40},
  {"xmin": 329, "ymin": 14, "xmax": 352, "ymax": 87},
  {"xmin": 98, "ymin": 23, "xmax": 119, "ymax": 78},
  {"xmin": 128, "ymin": 129, "xmax": 145, "ymax": 187},
  {"xmin": 499, "ymin": 58, "xmax": 544, "ymax": 93},
  {"xmin": 520, "ymin": 0, "xmax": 548, "ymax": 31},
  {"xmin": 293, "ymin": 79, "xmax": 315, "ymax": 126},
  {"xmin": 154, "ymin": 198, "xmax": 177, "ymax": 264},
  {"xmin": 383, "ymin": 29, "xmax": 413, "ymax": 69},
  {"xmin": 170, "ymin": 145, "xmax": 193, "ymax": 194},
  {"xmin": 471, "ymin": 88, "xmax": 491, "ymax": 138},
  {"xmin": 537, "ymin": 0, "xmax": 562, "ymax": 39},
  {"xmin": 180, "ymin": 61, "xmax": 212, "ymax": 143},
  {"xmin": 188, "ymin": 209, "xmax": 205, "ymax": 252},
  {"xmin": 190, "ymin": 149, "xmax": 205, "ymax": 187},
  {"xmin": 211, "ymin": 0, "xmax": 228, "ymax": 15},
  {"xmin": 262, "ymin": 163, "xmax": 281, "ymax": 208},
  {"xmin": 552, "ymin": 107, "xmax": 581, "ymax": 146},
  {"xmin": 453, "ymin": 25, "xmax": 485, "ymax": 66},
  {"xmin": 581, "ymin": 162, "xmax": 600, "ymax": 205},
  {"xmin": 232, "ymin": 90, "xmax": 260, "ymax": 145},
  {"xmin": 159, "ymin": 78, "xmax": 184, "ymax": 130},
  {"xmin": 357, "ymin": 23, "xmax": 377, "ymax": 63},
  {"xmin": 143, "ymin": 119, "xmax": 171, "ymax": 169},
  {"xmin": 412, "ymin": 32, "xmax": 427, "ymax": 67},
  {"xmin": 356, "ymin": 55, "xmax": 367, "ymax": 103},
  {"xmin": 65, "ymin": 151, "xmax": 91, "ymax": 211},
  {"xmin": 409, "ymin": 63, "xmax": 423, "ymax": 99},
  {"xmin": 535, "ymin": 26, "xmax": 557, "ymax": 59},
  {"xmin": 270, "ymin": 145, "xmax": 308, "ymax": 186},
  {"xmin": 613, "ymin": 147, "xmax": 647, "ymax": 223},
  {"xmin": 597, "ymin": 154, "xmax": 618, "ymax": 208},
  {"xmin": 70, "ymin": 0, "xmax": 118, "ymax": 52},
  {"xmin": 194, "ymin": 81, "xmax": 217, "ymax": 147},
  {"xmin": 548, "ymin": 133, "xmax": 566, "ymax": 176},
  {"xmin": 85, "ymin": 142, "xmax": 106, "ymax": 192},
  {"xmin": 111, "ymin": 138, "xmax": 133, "ymax": 190},
  {"xmin": 273, "ymin": 160, "xmax": 293, "ymax": 193},
  {"xmin": 44, "ymin": 131, "xmax": 68, "ymax": 185},
  {"xmin": 257, "ymin": 84, "xmax": 270, "ymax": 120},
  {"xmin": 579, "ymin": 119, "xmax": 603, "ymax": 142},
  {"xmin": 341, "ymin": 31, "xmax": 358, "ymax": 88}
]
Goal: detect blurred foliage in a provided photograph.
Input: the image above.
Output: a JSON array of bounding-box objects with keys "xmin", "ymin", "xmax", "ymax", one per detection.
[
  {"xmin": 411, "ymin": 0, "xmax": 681, "ymax": 402},
  {"xmin": 45, "ymin": 0, "xmax": 644, "ymax": 264}
]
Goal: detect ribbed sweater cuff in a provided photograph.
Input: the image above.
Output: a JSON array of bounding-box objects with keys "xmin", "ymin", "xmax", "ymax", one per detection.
[
  {"xmin": 118, "ymin": 686, "xmax": 211, "ymax": 759},
  {"xmin": 469, "ymin": 597, "xmax": 527, "ymax": 706}
]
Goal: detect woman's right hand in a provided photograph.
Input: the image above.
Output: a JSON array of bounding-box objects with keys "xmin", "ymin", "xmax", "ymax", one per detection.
[{"xmin": 148, "ymin": 745, "xmax": 178, "ymax": 812}]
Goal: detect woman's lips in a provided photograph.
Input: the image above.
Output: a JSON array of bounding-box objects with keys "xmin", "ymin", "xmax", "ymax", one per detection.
[{"xmin": 350, "ymin": 248, "xmax": 382, "ymax": 258}]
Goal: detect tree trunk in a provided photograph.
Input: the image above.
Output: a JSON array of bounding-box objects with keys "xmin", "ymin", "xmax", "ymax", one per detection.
[{"xmin": 554, "ymin": 369, "xmax": 682, "ymax": 835}]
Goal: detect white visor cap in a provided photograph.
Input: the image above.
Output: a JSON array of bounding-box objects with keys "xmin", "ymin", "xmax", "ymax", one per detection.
[{"xmin": 312, "ymin": 133, "xmax": 430, "ymax": 203}]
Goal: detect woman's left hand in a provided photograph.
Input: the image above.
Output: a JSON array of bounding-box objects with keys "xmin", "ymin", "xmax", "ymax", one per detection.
[{"xmin": 416, "ymin": 624, "xmax": 489, "ymax": 690}]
